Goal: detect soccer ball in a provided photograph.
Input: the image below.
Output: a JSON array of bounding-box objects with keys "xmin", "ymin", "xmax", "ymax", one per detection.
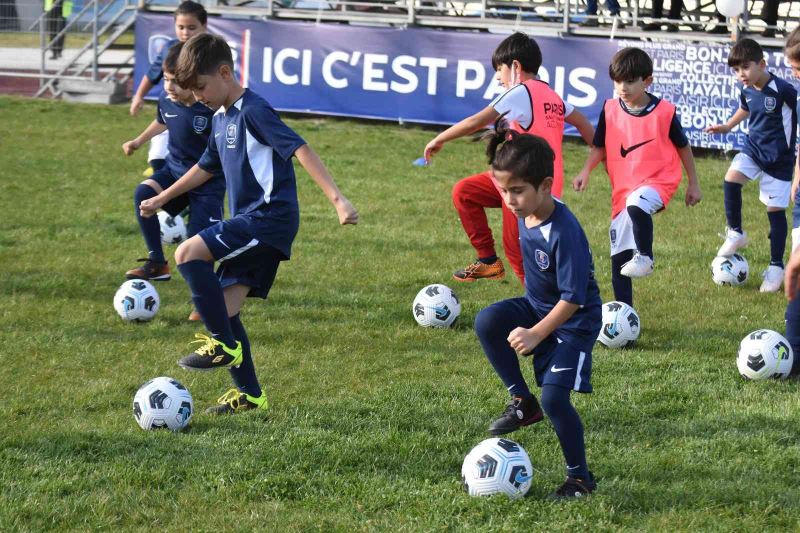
[
  {"xmin": 737, "ymin": 329, "xmax": 793, "ymax": 380},
  {"xmin": 461, "ymin": 438, "xmax": 533, "ymax": 499},
  {"xmin": 133, "ymin": 376, "xmax": 193, "ymax": 431},
  {"xmin": 158, "ymin": 211, "xmax": 187, "ymax": 244},
  {"xmin": 113, "ymin": 279, "xmax": 160, "ymax": 322},
  {"xmin": 597, "ymin": 301, "xmax": 640, "ymax": 349},
  {"xmin": 412, "ymin": 284, "xmax": 461, "ymax": 328},
  {"xmin": 711, "ymin": 254, "xmax": 749, "ymax": 286}
]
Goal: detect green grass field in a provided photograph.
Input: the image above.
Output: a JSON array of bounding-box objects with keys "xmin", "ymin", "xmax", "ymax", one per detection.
[{"xmin": 2, "ymin": 96, "xmax": 800, "ymax": 531}]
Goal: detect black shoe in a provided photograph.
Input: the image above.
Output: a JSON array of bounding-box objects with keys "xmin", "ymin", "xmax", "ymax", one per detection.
[
  {"xmin": 205, "ymin": 388, "xmax": 268, "ymax": 415},
  {"xmin": 178, "ymin": 334, "xmax": 243, "ymax": 371},
  {"xmin": 707, "ymin": 24, "xmax": 728, "ymax": 34},
  {"xmin": 761, "ymin": 28, "xmax": 776, "ymax": 38},
  {"xmin": 488, "ymin": 395, "xmax": 544, "ymax": 436},
  {"xmin": 642, "ymin": 22, "xmax": 661, "ymax": 31},
  {"xmin": 664, "ymin": 23, "xmax": 679, "ymax": 32},
  {"xmin": 549, "ymin": 472, "xmax": 597, "ymax": 500},
  {"xmin": 579, "ymin": 17, "xmax": 599, "ymax": 27}
]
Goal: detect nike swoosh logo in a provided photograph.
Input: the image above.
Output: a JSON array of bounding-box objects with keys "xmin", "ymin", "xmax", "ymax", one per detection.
[
  {"xmin": 215, "ymin": 133, "xmax": 221, "ymax": 138},
  {"xmin": 209, "ymin": 217, "xmax": 221, "ymax": 223},
  {"xmin": 620, "ymin": 138, "xmax": 654, "ymax": 158},
  {"xmin": 215, "ymin": 234, "xmax": 230, "ymax": 249},
  {"xmin": 164, "ymin": 113, "xmax": 178, "ymax": 118},
  {"xmin": 551, "ymin": 366, "xmax": 573, "ymax": 373},
  {"xmin": 514, "ymin": 471, "xmax": 533, "ymax": 483}
]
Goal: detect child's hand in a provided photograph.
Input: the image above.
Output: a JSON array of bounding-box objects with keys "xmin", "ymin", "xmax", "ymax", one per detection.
[
  {"xmin": 704, "ymin": 123, "xmax": 730, "ymax": 134},
  {"xmin": 129, "ymin": 96, "xmax": 144, "ymax": 117},
  {"xmin": 423, "ymin": 138, "xmax": 444, "ymax": 162},
  {"xmin": 507, "ymin": 327, "xmax": 543, "ymax": 356},
  {"xmin": 122, "ymin": 140, "xmax": 139, "ymax": 156},
  {"xmin": 334, "ymin": 197, "xmax": 359, "ymax": 225},
  {"xmin": 572, "ymin": 171, "xmax": 590, "ymax": 192},
  {"xmin": 685, "ymin": 183, "xmax": 702, "ymax": 206},
  {"xmin": 786, "ymin": 248, "xmax": 800, "ymax": 300},
  {"xmin": 139, "ymin": 195, "xmax": 164, "ymax": 218}
]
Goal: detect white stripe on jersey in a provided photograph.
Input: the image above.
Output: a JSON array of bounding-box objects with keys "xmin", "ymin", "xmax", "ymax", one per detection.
[
  {"xmin": 782, "ymin": 101, "xmax": 793, "ymax": 150},
  {"xmin": 245, "ymin": 129, "xmax": 275, "ymax": 207},
  {"xmin": 574, "ymin": 351, "xmax": 586, "ymax": 391},
  {"xmin": 219, "ymin": 238, "xmax": 260, "ymax": 262}
]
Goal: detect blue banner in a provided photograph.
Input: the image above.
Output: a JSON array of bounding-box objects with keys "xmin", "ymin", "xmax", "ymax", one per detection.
[{"xmin": 134, "ymin": 13, "xmax": 796, "ymax": 150}]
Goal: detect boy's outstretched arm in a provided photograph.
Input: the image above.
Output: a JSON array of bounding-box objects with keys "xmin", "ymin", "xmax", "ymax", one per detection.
[
  {"xmin": 508, "ymin": 300, "xmax": 580, "ymax": 355},
  {"xmin": 122, "ymin": 120, "xmax": 168, "ymax": 156},
  {"xmin": 423, "ymin": 106, "xmax": 500, "ymax": 162},
  {"xmin": 564, "ymin": 110, "xmax": 595, "ymax": 146},
  {"xmin": 704, "ymin": 108, "xmax": 749, "ymax": 133},
  {"xmin": 678, "ymin": 145, "xmax": 702, "ymax": 206},
  {"xmin": 294, "ymin": 144, "xmax": 359, "ymax": 225},
  {"xmin": 139, "ymin": 164, "xmax": 213, "ymax": 217},
  {"xmin": 573, "ymin": 146, "xmax": 605, "ymax": 192}
]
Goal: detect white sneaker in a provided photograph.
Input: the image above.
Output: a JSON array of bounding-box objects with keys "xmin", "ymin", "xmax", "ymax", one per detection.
[
  {"xmin": 620, "ymin": 252, "xmax": 654, "ymax": 278},
  {"xmin": 759, "ymin": 265, "xmax": 784, "ymax": 293},
  {"xmin": 717, "ymin": 227, "xmax": 748, "ymax": 256}
]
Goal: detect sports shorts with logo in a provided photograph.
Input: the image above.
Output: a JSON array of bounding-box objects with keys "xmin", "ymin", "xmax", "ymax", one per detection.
[
  {"xmin": 730, "ymin": 152, "xmax": 791, "ymax": 209},
  {"xmin": 609, "ymin": 185, "xmax": 664, "ymax": 256}
]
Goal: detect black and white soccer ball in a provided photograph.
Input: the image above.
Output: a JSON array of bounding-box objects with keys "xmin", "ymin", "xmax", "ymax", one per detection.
[
  {"xmin": 737, "ymin": 329, "xmax": 793, "ymax": 380},
  {"xmin": 597, "ymin": 300, "xmax": 640, "ymax": 349},
  {"xmin": 461, "ymin": 438, "xmax": 533, "ymax": 499},
  {"xmin": 412, "ymin": 284, "xmax": 461, "ymax": 328},
  {"xmin": 113, "ymin": 279, "xmax": 160, "ymax": 322},
  {"xmin": 157, "ymin": 211, "xmax": 187, "ymax": 244},
  {"xmin": 133, "ymin": 377, "xmax": 193, "ymax": 431},
  {"xmin": 711, "ymin": 254, "xmax": 749, "ymax": 286}
]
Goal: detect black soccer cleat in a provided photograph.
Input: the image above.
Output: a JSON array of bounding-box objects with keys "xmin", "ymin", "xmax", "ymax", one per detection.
[
  {"xmin": 488, "ymin": 395, "xmax": 544, "ymax": 436},
  {"xmin": 177, "ymin": 334, "xmax": 243, "ymax": 371},
  {"xmin": 205, "ymin": 388, "xmax": 268, "ymax": 415},
  {"xmin": 549, "ymin": 472, "xmax": 597, "ymax": 500}
]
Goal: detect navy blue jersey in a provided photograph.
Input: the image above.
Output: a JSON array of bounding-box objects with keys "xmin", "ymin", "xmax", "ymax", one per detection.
[
  {"xmin": 197, "ymin": 89, "xmax": 306, "ymax": 258},
  {"xmin": 520, "ymin": 201, "xmax": 602, "ymax": 350},
  {"xmin": 156, "ymin": 93, "xmax": 224, "ymax": 197},
  {"xmin": 593, "ymin": 93, "xmax": 688, "ymax": 148},
  {"xmin": 739, "ymin": 74, "xmax": 798, "ymax": 181},
  {"xmin": 146, "ymin": 38, "xmax": 178, "ymax": 85}
]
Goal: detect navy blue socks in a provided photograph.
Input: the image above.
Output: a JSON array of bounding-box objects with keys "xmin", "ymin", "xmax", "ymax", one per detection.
[
  {"xmin": 177, "ymin": 260, "xmax": 237, "ymax": 349},
  {"xmin": 611, "ymin": 250, "xmax": 634, "ymax": 306},
  {"xmin": 229, "ymin": 313, "xmax": 262, "ymax": 397},
  {"xmin": 134, "ymin": 183, "xmax": 165, "ymax": 263},
  {"xmin": 723, "ymin": 181, "xmax": 743, "ymax": 233},
  {"xmin": 767, "ymin": 210, "xmax": 787, "ymax": 267},
  {"xmin": 541, "ymin": 384, "xmax": 589, "ymax": 480},
  {"xmin": 626, "ymin": 205, "xmax": 654, "ymax": 258}
]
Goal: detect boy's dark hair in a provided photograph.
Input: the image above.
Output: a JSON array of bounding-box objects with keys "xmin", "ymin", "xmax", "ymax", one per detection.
[
  {"xmin": 162, "ymin": 41, "xmax": 184, "ymax": 74},
  {"xmin": 175, "ymin": 0, "xmax": 207, "ymax": 25},
  {"xmin": 728, "ymin": 38, "xmax": 764, "ymax": 67},
  {"xmin": 484, "ymin": 116, "xmax": 554, "ymax": 189},
  {"xmin": 786, "ymin": 27, "xmax": 800, "ymax": 62},
  {"xmin": 175, "ymin": 33, "xmax": 234, "ymax": 89},
  {"xmin": 491, "ymin": 32, "xmax": 542, "ymax": 74},
  {"xmin": 608, "ymin": 47, "xmax": 653, "ymax": 81}
]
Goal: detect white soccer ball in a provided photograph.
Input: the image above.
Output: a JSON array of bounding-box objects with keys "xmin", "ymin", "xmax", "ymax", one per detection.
[
  {"xmin": 158, "ymin": 211, "xmax": 187, "ymax": 244},
  {"xmin": 737, "ymin": 329, "xmax": 793, "ymax": 380},
  {"xmin": 113, "ymin": 279, "xmax": 160, "ymax": 322},
  {"xmin": 716, "ymin": 0, "xmax": 744, "ymax": 18},
  {"xmin": 461, "ymin": 438, "xmax": 533, "ymax": 499},
  {"xmin": 711, "ymin": 254, "xmax": 749, "ymax": 286},
  {"xmin": 412, "ymin": 284, "xmax": 461, "ymax": 328},
  {"xmin": 597, "ymin": 301, "xmax": 641, "ymax": 349},
  {"xmin": 133, "ymin": 376, "xmax": 193, "ymax": 431}
]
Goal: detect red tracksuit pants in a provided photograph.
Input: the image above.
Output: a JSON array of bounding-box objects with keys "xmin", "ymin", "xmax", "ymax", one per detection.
[{"xmin": 451, "ymin": 170, "xmax": 524, "ymax": 283}]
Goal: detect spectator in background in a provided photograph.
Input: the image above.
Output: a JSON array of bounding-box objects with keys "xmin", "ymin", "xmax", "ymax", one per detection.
[
  {"xmin": 44, "ymin": 0, "xmax": 72, "ymax": 59},
  {"xmin": 580, "ymin": 0, "xmax": 624, "ymax": 27},
  {"xmin": 642, "ymin": 0, "xmax": 728, "ymax": 34},
  {"xmin": 760, "ymin": 0, "xmax": 781, "ymax": 37}
]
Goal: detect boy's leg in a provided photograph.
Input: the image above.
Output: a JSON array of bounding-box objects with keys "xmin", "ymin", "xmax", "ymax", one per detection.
[
  {"xmin": 719, "ymin": 156, "xmax": 754, "ymax": 256},
  {"xmin": 541, "ymin": 384, "xmax": 591, "ymax": 483},
  {"xmin": 134, "ymin": 180, "xmax": 165, "ymax": 263},
  {"xmin": 611, "ymin": 250, "xmax": 634, "ymax": 306},
  {"xmin": 767, "ymin": 209, "xmax": 787, "ymax": 268},
  {"xmin": 146, "ymin": 130, "xmax": 169, "ymax": 176},
  {"xmin": 620, "ymin": 186, "xmax": 662, "ymax": 278},
  {"xmin": 501, "ymin": 201, "xmax": 525, "ymax": 283},
  {"xmin": 759, "ymin": 173, "xmax": 791, "ymax": 291},
  {"xmin": 452, "ymin": 171, "xmax": 505, "ymax": 282},
  {"xmin": 474, "ymin": 298, "xmax": 546, "ymax": 435},
  {"xmin": 609, "ymin": 210, "xmax": 635, "ymax": 303}
]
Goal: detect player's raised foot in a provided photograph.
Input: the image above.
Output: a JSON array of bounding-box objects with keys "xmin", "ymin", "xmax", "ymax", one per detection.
[
  {"xmin": 188, "ymin": 309, "xmax": 201, "ymax": 321},
  {"xmin": 205, "ymin": 388, "xmax": 268, "ymax": 415},
  {"xmin": 453, "ymin": 259, "xmax": 505, "ymax": 282},
  {"xmin": 178, "ymin": 333, "xmax": 242, "ymax": 371},
  {"xmin": 488, "ymin": 395, "xmax": 544, "ymax": 436},
  {"xmin": 717, "ymin": 227, "xmax": 748, "ymax": 256},
  {"xmin": 549, "ymin": 472, "xmax": 597, "ymax": 500},
  {"xmin": 760, "ymin": 265, "xmax": 785, "ymax": 293},
  {"xmin": 125, "ymin": 258, "xmax": 171, "ymax": 281},
  {"xmin": 620, "ymin": 252, "xmax": 654, "ymax": 278}
]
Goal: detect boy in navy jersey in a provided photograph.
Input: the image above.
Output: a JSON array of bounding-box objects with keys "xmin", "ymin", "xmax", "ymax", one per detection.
[
  {"xmin": 474, "ymin": 122, "xmax": 601, "ymax": 499},
  {"xmin": 140, "ymin": 34, "xmax": 358, "ymax": 414},
  {"xmin": 706, "ymin": 38, "xmax": 798, "ymax": 293},
  {"xmin": 130, "ymin": 1, "xmax": 207, "ymax": 176},
  {"xmin": 122, "ymin": 41, "xmax": 224, "ymax": 293}
]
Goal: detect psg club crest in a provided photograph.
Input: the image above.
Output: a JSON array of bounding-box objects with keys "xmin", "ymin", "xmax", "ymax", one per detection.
[
  {"xmin": 764, "ymin": 96, "xmax": 777, "ymax": 113},
  {"xmin": 535, "ymin": 249, "xmax": 550, "ymax": 270},
  {"xmin": 226, "ymin": 124, "xmax": 237, "ymax": 146},
  {"xmin": 147, "ymin": 35, "xmax": 171, "ymax": 65},
  {"xmin": 192, "ymin": 116, "xmax": 208, "ymax": 134},
  {"xmin": 610, "ymin": 229, "xmax": 617, "ymax": 245}
]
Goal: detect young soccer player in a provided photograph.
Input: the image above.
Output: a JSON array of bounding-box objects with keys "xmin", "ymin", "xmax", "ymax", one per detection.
[
  {"xmin": 782, "ymin": 28, "xmax": 800, "ymax": 254},
  {"xmin": 130, "ymin": 0, "xmax": 208, "ymax": 175},
  {"xmin": 573, "ymin": 47, "xmax": 702, "ymax": 307},
  {"xmin": 139, "ymin": 34, "xmax": 358, "ymax": 414},
  {"xmin": 122, "ymin": 41, "xmax": 224, "ymax": 291},
  {"xmin": 705, "ymin": 38, "xmax": 797, "ymax": 293},
  {"xmin": 423, "ymin": 32, "xmax": 595, "ymax": 284},
  {"xmin": 474, "ymin": 123, "xmax": 600, "ymax": 499}
]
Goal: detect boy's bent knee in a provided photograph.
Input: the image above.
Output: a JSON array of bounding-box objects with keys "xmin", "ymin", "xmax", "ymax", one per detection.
[
  {"xmin": 474, "ymin": 304, "xmax": 507, "ymax": 338},
  {"xmin": 540, "ymin": 384, "xmax": 570, "ymax": 416},
  {"xmin": 175, "ymin": 236, "xmax": 213, "ymax": 265},
  {"xmin": 134, "ymin": 182, "xmax": 159, "ymax": 202}
]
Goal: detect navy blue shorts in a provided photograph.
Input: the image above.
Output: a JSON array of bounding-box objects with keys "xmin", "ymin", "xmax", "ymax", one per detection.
[
  {"xmin": 149, "ymin": 168, "xmax": 224, "ymax": 238},
  {"xmin": 198, "ymin": 216, "xmax": 285, "ymax": 299}
]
